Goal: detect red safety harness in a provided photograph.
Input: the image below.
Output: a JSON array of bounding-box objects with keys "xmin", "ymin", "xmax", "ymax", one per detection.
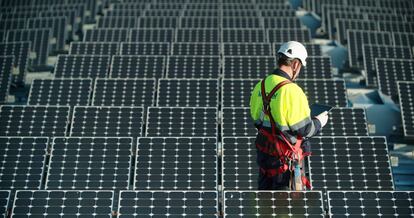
[{"xmin": 256, "ymin": 79, "xmax": 311, "ymax": 190}]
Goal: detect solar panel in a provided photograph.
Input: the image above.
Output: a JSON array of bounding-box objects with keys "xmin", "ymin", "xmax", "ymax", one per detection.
[
  {"xmin": 84, "ymin": 28, "xmax": 129, "ymax": 42},
  {"xmin": 309, "ymin": 136, "xmax": 394, "ymax": 191},
  {"xmin": 70, "ymin": 106, "xmax": 144, "ymax": 137},
  {"xmin": 172, "ymin": 43, "xmax": 221, "ymax": 56},
  {"xmin": 363, "ymin": 44, "xmax": 412, "ymax": 86},
  {"xmin": 300, "ymin": 56, "xmax": 333, "ymax": 79},
  {"xmin": 1, "ymin": 11, "xmax": 37, "ymax": 20},
  {"xmin": 347, "ymin": 30, "xmax": 393, "ymax": 68},
  {"xmin": 138, "ymin": 17, "xmax": 178, "ymax": 28},
  {"xmin": 6, "ymin": 28, "xmax": 51, "ymax": 69},
  {"xmin": 50, "ymin": 4, "xmax": 86, "ymax": 22},
  {"xmin": 135, "ymin": 137, "xmax": 217, "ymax": 190},
  {"xmin": 166, "ymin": 56, "xmax": 221, "ymax": 78},
  {"xmin": 0, "ymin": 137, "xmax": 48, "ymax": 191},
  {"xmin": 223, "ymin": 3, "xmax": 256, "ymax": 10},
  {"xmin": 222, "ymin": 28, "xmax": 268, "ymax": 43},
  {"xmin": 120, "ymin": 42, "xmax": 170, "ymax": 56},
  {"xmin": 144, "ymin": 9, "xmax": 182, "ymax": 17},
  {"xmin": 335, "ymin": 19, "xmax": 377, "ymax": 45},
  {"xmin": 185, "ymin": 3, "xmax": 220, "ymax": 10},
  {"xmin": 113, "ymin": 3, "xmax": 147, "ymax": 10},
  {"xmin": 223, "ymin": 43, "xmax": 272, "ymax": 56},
  {"xmin": 0, "ymin": 105, "xmax": 70, "ymax": 137},
  {"xmin": 157, "ymin": 79, "xmax": 219, "ymax": 107},
  {"xmin": 376, "ymin": 59, "xmax": 414, "ymax": 99},
  {"xmin": 11, "ymin": 190, "xmax": 114, "ymax": 217},
  {"xmin": 69, "ymin": 42, "xmax": 119, "ymax": 55},
  {"xmin": 222, "ymin": 17, "xmax": 262, "ymax": 28},
  {"xmin": 223, "ymin": 191, "xmax": 324, "ymax": 217},
  {"xmin": 46, "ymin": 137, "xmax": 132, "ymax": 190},
  {"xmin": 223, "ymin": 56, "xmax": 276, "ymax": 79},
  {"xmin": 0, "ymin": 190, "xmax": 9, "ymax": 218},
  {"xmin": 296, "ymin": 79, "xmax": 348, "ymax": 107},
  {"xmin": 183, "ymin": 10, "xmax": 221, "ymax": 17},
  {"xmin": 398, "ymin": 81, "xmax": 414, "ymax": 138},
  {"xmin": 273, "ymin": 42, "xmax": 322, "ymax": 56},
  {"xmin": 222, "ymin": 137, "xmax": 257, "ymax": 190},
  {"xmin": 0, "ymin": 31, "xmax": 5, "ymax": 42},
  {"xmin": 222, "ymin": 107, "xmax": 256, "ymax": 137},
  {"xmin": 319, "ymin": 108, "xmax": 369, "ymax": 136},
  {"xmin": 118, "ymin": 191, "xmax": 218, "ymax": 217},
  {"xmin": 28, "ymin": 78, "xmax": 92, "ymax": 107},
  {"xmin": 393, "ymin": 32, "xmax": 414, "ymax": 46},
  {"xmin": 259, "ymin": 9, "xmax": 296, "ymax": 17},
  {"xmin": 27, "ymin": 17, "xmax": 67, "ymax": 54},
  {"xmin": 180, "ymin": 17, "xmax": 220, "ymax": 28},
  {"xmin": 176, "ymin": 28, "xmax": 220, "ymax": 42},
  {"xmin": 54, "ymin": 55, "xmax": 111, "ymax": 78},
  {"xmin": 146, "ymin": 107, "xmax": 218, "ymax": 137},
  {"xmin": 222, "ymin": 10, "xmax": 259, "ymax": 17},
  {"xmin": 106, "ymin": 9, "xmax": 142, "ymax": 17},
  {"xmin": 0, "ymin": 56, "xmax": 13, "ymax": 103},
  {"xmin": 97, "ymin": 16, "xmax": 137, "ymax": 28},
  {"xmin": 328, "ymin": 191, "xmax": 414, "ymax": 217},
  {"xmin": 0, "ymin": 18, "xmax": 26, "ymax": 32},
  {"xmin": 378, "ymin": 21, "xmax": 414, "ymax": 33},
  {"xmin": 149, "ymin": 3, "xmax": 184, "ymax": 10},
  {"xmin": 263, "ymin": 17, "xmax": 302, "ymax": 29},
  {"xmin": 268, "ymin": 29, "xmax": 311, "ymax": 43},
  {"xmin": 378, "ymin": 0, "xmax": 413, "ymax": 8},
  {"xmin": 130, "ymin": 28, "xmax": 174, "ymax": 42},
  {"xmin": 327, "ymin": 11, "xmax": 364, "ymax": 40},
  {"xmin": 110, "ymin": 55, "xmax": 165, "ymax": 78},
  {"xmin": 407, "ymin": 15, "xmax": 414, "ymax": 22},
  {"xmin": 320, "ymin": 4, "xmax": 356, "ymax": 32},
  {"xmin": 92, "ymin": 78, "xmax": 156, "ymax": 106},
  {"xmin": 366, "ymin": 14, "xmax": 406, "ymax": 22},
  {"xmin": 39, "ymin": 10, "xmax": 79, "ymax": 41},
  {"xmin": 222, "ymin": 79, "xmax": 259, "ymax": 107}
]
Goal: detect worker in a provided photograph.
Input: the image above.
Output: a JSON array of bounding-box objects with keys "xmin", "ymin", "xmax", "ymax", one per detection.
[{"xmin": 249, "ymin": 41, "xmax": 329, "ymax": 190}]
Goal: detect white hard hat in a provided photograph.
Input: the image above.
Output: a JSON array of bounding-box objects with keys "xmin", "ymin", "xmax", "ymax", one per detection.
[{"xmin": 277, "ymin": 41, "xmax": 308, "ymax": 67}]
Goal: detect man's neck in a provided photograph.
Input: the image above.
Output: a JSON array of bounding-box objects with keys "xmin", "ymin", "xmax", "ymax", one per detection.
[{"xmin": 279, "ymin": 66, "xmax": 294, "ymax": 80}]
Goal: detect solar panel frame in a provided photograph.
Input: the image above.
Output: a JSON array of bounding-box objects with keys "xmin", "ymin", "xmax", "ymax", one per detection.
[
  {"xmin": 70, "ymin": 106, "xmax": 144, "ymax": 138},
  {"xmin": 398, "ymin": 81, "xmax": 414, "ymax": 138},
  {"xmin": 392, "ymin": 32, "xmax": 414, "ymax": 46},
  {"xmin": 366, "ymin": 13, "xmax": 406, "ymax": 22},
  {"xmin": 69, "ymin": 42, "xmax": 120, "ymax": 55},
  {"xmin": 92, "ymin": 78, "xmax": 156, "ymax": 107},
  {"xmin": 376, "ymin": 58, "xmax": 414, "ymax": 99},
  {"xmin": 0, "ymin": 41, "xmax": 30, "ymax": 84},
  {"xmin": 46, "ymin": 137, "xmax": 133, "ymax": 190},
  {"xmin": 171, "ymin": 42, "xmax": 221, "ymax": 56},
  {"xmin": 296, "ymin": 78, "xmax": 349, "ymax": 107},
  {"xmin": 84, "ymin": 28, "xmax": 129, "ymax": 42},
  {"xmin": 222, "ymin": 28, "xmax": 268, "ymax": 43},
  {"xmin": 182, "ymin": 9, "xmax": 221, "ymax": 17},
  {"xmin": 300, "ymin": 56, "xmax": 333, "ymax": 79},
  {"xmin": 256, "ymin": 3, "xmax": 292, "ymax": 10},
  {"xmin": 221, "ymin": 107, "xmax": 256, "ymax": 137},
  {"xmin": 26, "ymin": 16, "xmax": 67, "ymax": 54},
  {"xmin": 134, "ymin": 137, "xmax": 218, "ymax": 190},
  {"xmin": 54, "ymin": 54, "xmax": 111, "ymax": 78},
  {"xmin": 39, "ymin": 10, "xmax": 79, "ymax": 40},
  {"xmin": 138, "ymin": 16, "xmax": 179, "ymax": 28},
  {"xmin": 105, "ymin": 9, "xmax": 142, "ymax": 17},
  {"xmin": 11, "ymin": 190, "xmax": 114, "ymax": 217},
  {"xmin": 267, "ymin": 28, "xmax": 311, "ymax": 43},
  {"xmin": 120, "ymin": 42, "xmax": 170, "ymax": 56},
  {"xmin": 335, "ymin": 19, "xmax": 378, "ymax": 45},
  {"xmin": 0, "ymin": 18, "xmax": 27, "ymax": 32},
  {"xmin": 0, "ymin": 56, "xmax": 13, "ymax": 103},
  {"xmin": 145, "ymin": 107, "xmax": 218, "ymax": 137},
  {"xmin": 222, "ymin": 78, "xmax": 259, "ymax": 107},
  {"xmin": 222, "ymin": 17, "xmax": 263, "ymax": 29},
  {"xmin": 130, "ymin": 28, "xmax": 175, "ymax": 43},
  {"xmin": 223, "ymin": 43, "xmax": 272, "ymax": 56},
  {"xmin": 0, "ymin": 11, "xmax": 38, "ymax": 20},
  {"xmin": 117, "ymin": 190, "xmax": 219, "ymax": 217},
  {"xmin": 109, "ymin": 55, "xmax": 166, "ymax": 78},
  {"xmin": 156, "ymin": 78, "xmax": 219, "ymax": 107},
  {"xmin": 166, "ymin": 55, "xmax": 221, "ymax": 78},
  {"xmin": 176, "ymin": 28, "xmax": 220, "ymax": 42},
  {"xmin": 328, "ymin": 191, "xmax": 414, "ymax": 218},
  {"xmin": 318, "ymin": 107, "xmax": 369, "ymax": 136},
  {"xmin": 378, "ymin": 21, "xmax": 414, "ymax": 33},
  {"xmin": 143, "ymin": 9, "xmax": 183, "ymax": 17},
  {"xmin": 112, "ymin": 3, "xmax": 148, "ymax": 11},
  {"xmin": 97, "ymin": 16, "xmax": 138, "ymax": 28},
  {"xmin": 327, "ymin": 11, "xmax": 365, "ymax": 40},
  {"xmin": 0, "ymin": 137, "xmax": 48, "ymax": 190},
  {"xmin": 222, "ymin": 9, "xmax": 260, "ymax": 17},
  {"xmin": 223, "ymin": 191, "xmax": 325, "ymax": 217},
  {"xmin": 222, "ymin": 56, "xmax": 276, "ymax": 79},
  {"xmin": 0, "ymin": 190, "xmax": 10, "ymax": 218},
  {"xmin": 179, "ymin": 17, "xmax": 221, "ymax": 28},
  {"xmin": 263, "ymin": 17, "xmax": 302, "ymax": 29},
  {"xmin": 259, "ymin": 9, "xmax": 296, "ymax": 17},
  {"xmin": 0, "ymin": 105, "xmax": 70, "ymax": 137}
]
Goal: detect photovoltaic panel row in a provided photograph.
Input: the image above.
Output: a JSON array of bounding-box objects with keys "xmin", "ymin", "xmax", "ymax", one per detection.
[
  {"xmin": 221, "ymin": 108, "xmax": 256, "ymax": 137},
  {"xmin": 335, "ymin": 19, "xmax": 377, "ymax": 45},
  {"xmin": 273, "ymin": 42, "xmax": 322, "ymax": 56},
  {"xmin": 97, "ymin": 16, "xmax": 138, "ymax": 28},
  {"xmin": 146, "ymin": 107, "xmax": 218, "ymax": 137},
  {"xmin": 223, "ymin": 191, "xmax": 324, "ymax": 217},
  {"xmin": 263, "ymin": 17, "xmax": 302, "ymax": 29},
  {"xmin": 11, "ymin": 190, "xmax": 114, "ymax": 217},
  {"xmin": 0, "ymin": 105, "xmax": 70, "ymax": 137},
  {"xmin": 27, "ymin": 17, "xmax": 67, "ymax": 54},
  {"xmin": 296, "ymin": 79, "xmax": 348, "ymax": 107},
  {"xmin": 222, "ymin": 17, "xmax": 262, "ymax": 28},
  {"xmin": 172, "ymin": 43, "xmax": 221, "ymax": 56},
  {"xmin": 0, "ymin": 137, "xmax": 48, "ymax": 190},
  {"xmin": 223, "ymin": 43, "xmax": 272, "ymax": 56},
  {"xmin": 0, "ymin": 19, "xmax": 26, "ymax": 32},
  {"xmin": 393, "ymin": 32, "xmax": 414, "ymax": 47},
  {"xmin": 222, "ymin": 79, "xmax": 258, "ymax": 107},
  {"xmin": 268, "ymin": 28, "xmax": 311, "ymax": 43},
  {"xmin": 93, "ymin": 78, "xmax": 156, "ymax": 107},
  {"xmin": 0, "ymin": 56, "xmax": 13, "ymax": 103},
  {"xmin": 39, "ymin": 9, "xmax": 79, "ymax": 40},
  {"xmin": 28, "ymin": 78, "xmax": 92, "ymax": 106},
  {"xmin": 222, "ymin": 29, "xmax": 267, "ymax": 43},
  {"xmin": 69, "ymin": 42, "xmax": 119, "ymax": 55},
  {"xmin": 347, "ymin": 30, "xmax": 393, "ymax": 68},
  {"xmin": 84, "ymin": 28, "xmax": 129, "ymax": 42},
  {"xmin": 120, "ymin": 42, "xmax": 170, "ymax": 56},
  {"xmin": 118, "ymin": 191, "xmax": 218, "ymax": 217},
  {"xmin": 70, "ymin": 106, "xmax": 144, "ymax": 138},
  {"xmin": 328, "ymin": 191, "xmax": 414, "ymax": 218},
  {"xmin": 106, "ymin": 9, "xmax": 142, "ymax": 17},
  {"xmin": 398, "ymin": 81, "xmax": 414, "ymax": 138},
  {"xmin": 222, "ymin": 137, "xmax": 257, "ymax": 190},
  {"xmin": 110, "ymin": 55, "xmax": 165, "ymax": 78},
  {"xmin": 6, "ymin": 28, "xmax": 51, "ymax": 70},
  {"xmin": 157, "ymin": 79, "xmax": 219, "ymax": 107},
  {"xmin": 300, "ymin": 56, "xmax": 333, "ymax": 79},
  {"xmin": 46, "ymin": 137, "xmax": 133, "ymax": 190},
  {"xmin": 309, "ymin": 136, "xmax": 394, "ymax": 191},
  {"xmin": 135, "ymin": 137, "xmax": 217, "ymax": 190},
  {"xmin": 376, "ymin": 59, "xmax": 414, "ymax": 100},
  {"xmin": 223, "ymin": 56, "xmax": 276, "ymax": 78},
  {"xmin": 378, "ymin": 21, "xmax": 414, "ymax": 33},
  {"xmin": 363, "ymin": 44, "xmax": 412, "ymax": 86},
  {"xmin": 180, "ymin": 17, "xmax": 220, "ymax": 28},
  {"xmin": 260, "ymin": 9, "xmax": 296, "ymax": 17},
  {"xmin": 166, "ymin": 56, "xmax": 220, "ymax": 78},
  {"xmin": 327, "ymin": 11, "xmax": 365, "ymax": 40},
  {"xmin": 131, "ymin": 28, "xmax": 175, "ymax": 42},
  {"xmin": 54, "ymin": 55, "xmax": 111, "ymax": 78},
  {"xmin": 177, "ymin": 28, "xmax": 220, "ymax": 42},
  {"xmin": 0, "ymin": 191, "xmax": 9, "ymax": 218},
  {"xmin": 143, "ymin": 9, "xmax": 182, "ymax": 17}
]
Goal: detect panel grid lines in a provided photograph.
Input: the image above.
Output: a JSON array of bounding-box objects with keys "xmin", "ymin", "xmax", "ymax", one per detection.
[
  {"xmin": 398, "ymin": 81, "xmax": 414, "ymax": 138},
  {"xmin": 0, "ymin": 56, "xmax": 13, "ymax": 103},
  {"xmin": 110, "ymin": 55, "xmax": 165, "ymax": 78}
]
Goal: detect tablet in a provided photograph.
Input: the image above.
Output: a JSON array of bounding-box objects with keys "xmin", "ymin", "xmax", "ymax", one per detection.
[{"xmin": 310, "ymin": 103, "xmax": 334, "ymax": 117}]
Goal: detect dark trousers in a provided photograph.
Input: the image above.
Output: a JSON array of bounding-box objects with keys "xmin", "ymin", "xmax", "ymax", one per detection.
[{"xmin": 258, "ymin": 170, "xmax": 291, "ymax": 190}]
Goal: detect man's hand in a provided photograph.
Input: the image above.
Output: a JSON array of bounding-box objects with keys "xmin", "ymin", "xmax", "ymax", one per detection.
[{"xmin": 315, "ymin": 111, "xmax": 329, "ymax": 127}]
